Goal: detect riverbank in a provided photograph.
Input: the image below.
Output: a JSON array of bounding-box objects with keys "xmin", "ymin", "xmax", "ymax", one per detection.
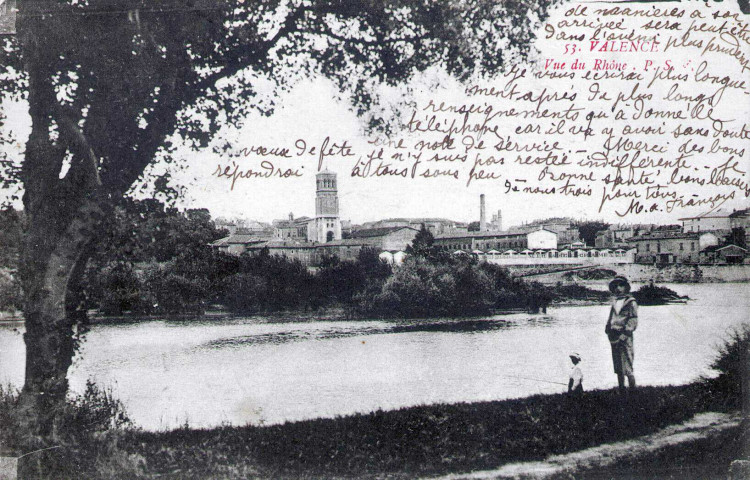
[
  {"xmin": 536, "ymin": 264, "xmax": 750, "ymax": 285},
  {"xmin": 130, "ymin": 385, "xmax": 738, "ymax": 479},
  {"xmin": 2, "ymin": 380, "xmax": 739, "ymax": 479}
]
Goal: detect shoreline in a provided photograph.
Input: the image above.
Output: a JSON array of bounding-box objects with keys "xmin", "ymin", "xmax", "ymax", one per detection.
[
  {"xmin": 0, "ymin": 303, "xmax": 601, "ymax": 325},
  {"xmin": 0, "ymin": 297, "xmax": 691, "ymax": 325},
  {"xmin": 3, "ymin": 310, "xmax": 745, "ymax": 478}
]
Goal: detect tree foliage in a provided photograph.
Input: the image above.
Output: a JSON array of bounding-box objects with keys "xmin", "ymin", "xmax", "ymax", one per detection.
[
  {"xmin": 0, "ymin": 206, "xmax": 22, "ymax": 269},
  {"xmin": 218, "ymin": 249, "xmax": 316, "ymax": 313},
  {"xmin": 724, "ymin": 227, "xmax": 747, "ymax": 249},
  {"xmin": 405, "ymin": 224, "xmax": 437, "ymax": 258},
  {"xmin": 317, "ymin": 247, "xmax": 392, "ymax": 304},
  {"xmin": 90, "ymin": 199, "xmax": 228, "ymax": 264},
  {"xmin": 575, "ymin": 221, "xmax": 610, "ymax": 247}
]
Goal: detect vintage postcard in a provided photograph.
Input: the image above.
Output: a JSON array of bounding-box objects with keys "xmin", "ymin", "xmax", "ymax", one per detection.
[{"xmin": 0, "ymin": 0, "xmax": 749, "ymax": 478}]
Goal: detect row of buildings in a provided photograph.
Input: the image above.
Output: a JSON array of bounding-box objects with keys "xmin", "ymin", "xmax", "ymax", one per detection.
[
  {"xmin": 210, "ymin": 170, "xmax": 749, "ymax": 267},
  {"xmin": 596, "ymin": 209, "xmax": 750, "ymax": 265}
]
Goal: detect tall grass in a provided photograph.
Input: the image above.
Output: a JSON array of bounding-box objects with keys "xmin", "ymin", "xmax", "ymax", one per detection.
[{"xmin": 0, "ymin": 381, "xmax": 145, "ymax": 479}]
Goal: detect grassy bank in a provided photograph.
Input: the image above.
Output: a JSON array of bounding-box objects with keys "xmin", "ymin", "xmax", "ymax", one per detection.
[
  {"xmin": 134, "ymin": 385, "xmax": 735, "ymax": 479},
  {"xmin": 1, "ymin": 382, "xmax": 737, "ymax": 479}
]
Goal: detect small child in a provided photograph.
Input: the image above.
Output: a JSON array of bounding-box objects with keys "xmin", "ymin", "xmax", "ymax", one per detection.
[{"xmin": 568, "ymin": 353, "xmax": 583, "ymax": 396}]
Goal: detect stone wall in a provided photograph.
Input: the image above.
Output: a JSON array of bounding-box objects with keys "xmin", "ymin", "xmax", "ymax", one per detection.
[
  {"xmin": 614, "ymin": 264, "xmax": 750, "ymax": 283},
  {"xmin": 531, "ymin": 264, "xmax": 750, "ymax": 284}
]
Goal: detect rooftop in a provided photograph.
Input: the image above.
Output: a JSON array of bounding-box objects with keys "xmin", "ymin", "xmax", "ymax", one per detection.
[
  {"xmin": 678, "ymin": 209, "xmax": 733, "ymax": 221},
  {"xmin": 701, "ymin": 244, "xmax": 748, "ymax": 253},
  {"xmin": 729, "ymin": 208, "xmax": 750, "ymax": 218},
  {"xmin": 435, "ymin": 227, "xmax": 556, "ymax": 240},
  {"xmin": 350, "ymin": 226, "xmax": 418, "ymax": 238},
  {"xmin": 210, "ymin": 234, "xmax": 267, "ymax": 246},
  {"xmin": 628, "ymin": 231, "xmax": 702, "ymax": 241},
  {"xmin": 320, "ymin": 238, "xmax": 373, "ymax": 247},
  {"xmin": 248, "ymin": 240, "xmax": 316, "ymax": 249}
]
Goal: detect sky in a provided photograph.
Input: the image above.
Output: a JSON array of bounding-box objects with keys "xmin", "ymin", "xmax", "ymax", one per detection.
[{"xmin": 2, "ymin": 1, "xmax": 749, "ymax": 229}]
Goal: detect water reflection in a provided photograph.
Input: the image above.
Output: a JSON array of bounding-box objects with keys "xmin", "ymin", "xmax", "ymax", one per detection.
[{"xmin": 201, "ymin": 317, "xmax": 538, "ymax": 349}]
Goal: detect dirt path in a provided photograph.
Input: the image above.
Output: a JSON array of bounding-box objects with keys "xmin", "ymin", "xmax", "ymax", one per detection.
[{"xmin": 432, "ymin": 412, "xmax": 742, "ymax": 480}]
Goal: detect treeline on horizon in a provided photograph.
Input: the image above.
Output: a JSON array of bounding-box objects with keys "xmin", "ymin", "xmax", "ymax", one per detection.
[{"xmin": 0, "ymin": 201, "xmax": 627, "ymax": 317}]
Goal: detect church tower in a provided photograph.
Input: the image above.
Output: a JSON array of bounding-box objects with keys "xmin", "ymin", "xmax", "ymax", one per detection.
[{"xmin": 311, "ymin": 169, "xmax": 341, "ymax": 243}]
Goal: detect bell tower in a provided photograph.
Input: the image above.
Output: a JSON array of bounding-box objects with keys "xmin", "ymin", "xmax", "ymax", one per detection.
[{"xmin": 312, "ymin": 169, "xmax": 341, "ymax": 243}]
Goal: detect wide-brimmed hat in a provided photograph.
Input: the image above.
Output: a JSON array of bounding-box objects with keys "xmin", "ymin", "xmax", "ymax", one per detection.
[
  {"xmin": 569, "ymin": 352, "xmax": 581, "ymax": 361},
  {"xmin": 608, "ymin": 275, "xmax": 631, "ymax": 293}
]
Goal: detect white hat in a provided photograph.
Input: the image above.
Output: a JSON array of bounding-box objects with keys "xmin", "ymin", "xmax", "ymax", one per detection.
[{"xmin": 569, "ymin": 352, "xmax": 581, "ymax": 361}]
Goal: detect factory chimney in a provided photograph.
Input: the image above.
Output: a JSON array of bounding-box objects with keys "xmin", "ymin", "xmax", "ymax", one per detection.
[{"xmin": 479, "ymin": 194, "xmax": 486, "ymax": 232}]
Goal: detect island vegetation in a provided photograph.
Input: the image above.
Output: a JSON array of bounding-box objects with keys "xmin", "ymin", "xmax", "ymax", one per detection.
[{"xmin": 632, "ymin": 283, "xmax": 690, "ymax": 305}]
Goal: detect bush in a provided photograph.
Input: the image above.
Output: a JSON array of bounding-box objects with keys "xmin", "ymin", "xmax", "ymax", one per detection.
[
  {"xmin": 351, "ymin": 255, "xmax": 563, "ymax": 317},
  {"xmin": 219, "ymin": 273, "xmax": 268, "ymax": 313},
  {"xmin": 703, "ymin": 323, "xmax": 750, "ymax": 410},
  {"xmin": 1, "ymin": 382, "xmax": 144, "ymax": 479},
  {"xmin": 317, "ymin": 260, "xmax": 367, "ymax": 303},
  {"xmin": 141, "ymin": 263, "xmax": 209, "ymax": 315},
  {"xmin": 92, "ymin": 263, "xmax": 142, "ymax": 315},
  {"xmin": 632, "ymin": 284, "xmax": 686, "ymax": 306},
  {"xmin": 0, "ymin": 383, "xmax": 20, "ymax": 448},
  {"xmin": 217, "ymin": 251, "xmax": 318, "ymax": 313},
  {"xmin": 63, "ymin": 380, "xmax": 132, "ymax": 434}
]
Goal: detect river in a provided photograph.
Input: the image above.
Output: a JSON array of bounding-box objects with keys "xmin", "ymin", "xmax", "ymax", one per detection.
[{"xmin": 0, "ymin": 283, "xmax": 748, "ymax": 430}]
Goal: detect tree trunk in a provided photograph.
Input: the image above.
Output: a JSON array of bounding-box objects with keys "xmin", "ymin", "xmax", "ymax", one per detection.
[{"xmin": 17, "ymin": 201, "xmax": 101, "ymax": 439}]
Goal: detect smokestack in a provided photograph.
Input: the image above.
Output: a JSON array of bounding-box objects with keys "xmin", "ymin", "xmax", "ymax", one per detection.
[{"xmin": 480, "ymin": 194, "xmax": 486, "ymax": 232}]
